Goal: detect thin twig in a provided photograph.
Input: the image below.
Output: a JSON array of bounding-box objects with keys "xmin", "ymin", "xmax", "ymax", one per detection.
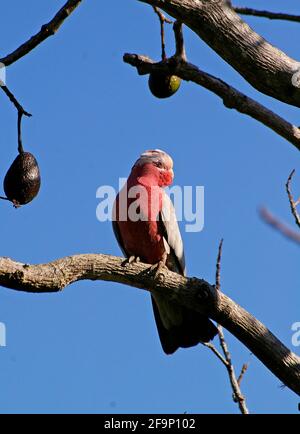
[
  {"xmin": 234, "ymin": 7, "xmax": 300, "ymax": 24},
  {"xmin": 286, "ymin": 170, "xmax": 300, "ymax": 229},
  {"xmin": 153, "ymin": 6, "xmax": 172, "ymax": 61},
  {"xmin": 1, "ymin": 85, "xmax": 31, "ymax": 117},
  {"xmin": 0, "ymin": 0, "xmax": 82, "ymax": 67},
  {"xmin": 202, "ymin": 342, "xmax": 228, "ymax": 367},
  {"xmin": 260, "ymin": 207, "xmax": 300, "ymax": 245},
  {"xmin": 17, "ymin": 112, "xmax": 25, "ymax": 154},
  {"xmin": 217, "ymin": 328, "xmax": 249, "ymax": 413},
  {"xmin": 213, "ymin": 239, "xmax": 249, "ymax": 414},
  {"xmin": 203, "ymin": 240, "xmax": 249, "ymax": 413},
  {"xmin": 237, "ymin": 363, "xmax": 249, "ymax": 387},
  {"xmin": 215, "ymin": 238, "xmax": 223, "ymax": 291}
]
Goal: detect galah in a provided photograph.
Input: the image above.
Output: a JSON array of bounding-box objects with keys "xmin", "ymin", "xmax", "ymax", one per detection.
[{"xmin": 112, "ymin": 149, "xmax": 217, "ymax": 354}]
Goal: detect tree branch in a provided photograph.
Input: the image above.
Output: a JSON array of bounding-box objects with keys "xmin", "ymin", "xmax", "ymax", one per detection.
[
  {"xmin": 138, "ymin": 0, "xmax": 300, "ymax": 108},
  {"xmin": 0, "ymin": 85, "xmax": 32, "ymax": 160},
  {"xmin": 1, "ymin": 85, "xmax": 31, "ymax": 117},
  {"xmin": 260, "ymin": 171, "xmax": 300, "ymax": 244},
  {"xmin": 234, "ymin": 7, "xmax": 300, "ymax": 24},
  {"xmin": 173, "ymin": 21, "xmax": 187, "ymax": 62},
  {"xmin": 152, "ymin": 7, "xmax": 173, "ymax": 61},
  {"xmin": 214, "ymin": 239, "xmax": 249, "ymax": 414},
  {"xmin": 237, "ymin": 363, "xmax": 249, "ymax": 387},
  {"xmin": 202, "ymin": 342, "xmax": 228, "ymax": 367},
  {"xmin": 123, "ymin": 53, "xmax": 300, "ymax": 152},
  {"xmin": 0, "ymin": 0, "xmax": 82, "ymax": 67},
  {"xmin": 204, "ymin": 239, "xmax": 249, "ymax": 414},
  {"xmin": 260, "ymin": 207, "xmax": 300, "ymax": 245},
  {"xmin": 0, "ymin": 253, "xmax": 299, "ymax": 397},
  {"xmin": 286, "ymin": 170, "xmax": 300, "ymax": 230}
]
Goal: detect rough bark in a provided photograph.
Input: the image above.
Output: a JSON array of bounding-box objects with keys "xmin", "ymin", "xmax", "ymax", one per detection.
[{"xmin": 0, "ymin": 253, "xmax": 299, "ymax": 396}]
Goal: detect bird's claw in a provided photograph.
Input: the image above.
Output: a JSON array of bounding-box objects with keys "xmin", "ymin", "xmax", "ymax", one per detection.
[
  {"xmin": 149, "ymin": 253, "xmax": 167, "ymax": 281},
  {"xmin": 122, "ymin": 256, "xmax": 140, "ymax": 267}
]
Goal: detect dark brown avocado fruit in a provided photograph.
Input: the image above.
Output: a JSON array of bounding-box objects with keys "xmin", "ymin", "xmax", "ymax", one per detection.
[
  {"xmin": 148, "ymin": 71, "xmax": 181, "ymax": 99},
  {"xmin": 3, "ymin": 152, "xmax": 41, "ymax": 207}
]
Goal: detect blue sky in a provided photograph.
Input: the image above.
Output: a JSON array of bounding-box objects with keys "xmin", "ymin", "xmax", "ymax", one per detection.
[{"xmin": 0, "ymin": 0, "xmax": 299, "ymax": 414}]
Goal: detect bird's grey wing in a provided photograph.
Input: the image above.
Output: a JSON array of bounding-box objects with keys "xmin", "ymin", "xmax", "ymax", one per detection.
[
  {"xmin": 153, "ymin": 191, "xmax": 217, "ymax": 354},
  {"xmin": 159, "ymin": 191, "xmax": 186, "ymax": 276}
]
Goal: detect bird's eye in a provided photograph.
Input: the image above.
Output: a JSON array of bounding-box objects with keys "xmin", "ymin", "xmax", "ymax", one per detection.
[{"xmin": 155, "ymin": 161, "xmax": 163, "ymax": 168}]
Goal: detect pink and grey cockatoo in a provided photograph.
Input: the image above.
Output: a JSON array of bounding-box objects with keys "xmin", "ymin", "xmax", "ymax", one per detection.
[{"xmin": 112, "ymin": 149, "xmax": 217, "ymax": 354}]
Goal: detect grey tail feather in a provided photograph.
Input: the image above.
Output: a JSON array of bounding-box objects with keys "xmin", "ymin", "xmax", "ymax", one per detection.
[{"xmin": 151, "ymin": 296, "xmax": 218, "ymax": 355}]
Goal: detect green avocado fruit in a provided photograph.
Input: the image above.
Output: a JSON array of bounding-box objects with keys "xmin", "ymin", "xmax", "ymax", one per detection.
[{"xmin": 148, "ymin": 71, "xmax": 181, "ymax": 99}]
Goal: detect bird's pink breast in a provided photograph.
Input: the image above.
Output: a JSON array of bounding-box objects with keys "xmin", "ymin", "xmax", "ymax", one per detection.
[
  {"xmin": 117, "ymin": 218, "xmax": 165, "ymax": 264},
  {"xmin": 114, "ymin": 176, "xmax": 166, "ymax": 264}
]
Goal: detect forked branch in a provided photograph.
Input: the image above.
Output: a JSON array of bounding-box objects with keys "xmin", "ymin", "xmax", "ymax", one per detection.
[{"xmin": 123, "ymin": 52, "xmax": 300, "ymax": 152}]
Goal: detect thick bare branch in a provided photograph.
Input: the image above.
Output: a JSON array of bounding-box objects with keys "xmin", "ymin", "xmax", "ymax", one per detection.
[
  {"xmin": 0, "ymin": 253, "xmax": 299, "ymax": 397},
  {"xmin": 139, "ymin": 0, "xmax": 300, "ymax": 107},
  {"xmin": 0, "ymin": 0, "xmax": 82, "ymax": 67},
  {"xmin": 123, "ymin": 53, "xmax": 300, "ymax": 152},
  {"xmin": 234, "ymin": 7, "xmax": 300, "ymax": 24}
]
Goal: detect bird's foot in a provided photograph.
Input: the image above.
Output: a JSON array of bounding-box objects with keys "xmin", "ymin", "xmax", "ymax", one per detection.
[
  {"xmin": 149, "ymin": 253, "xmax": 167, "ymax": 281},
  {"xmin": 122, "ymin": 255, "xmax": 140, "ymax": 267}
]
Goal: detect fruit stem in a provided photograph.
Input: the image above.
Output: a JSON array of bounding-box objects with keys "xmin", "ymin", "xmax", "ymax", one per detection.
[
  {"xmin": 0, "ymin": 85, "xmax": 31, "ymax": 154},
  {"xmin": 159, "ymin": 14, "xmax": 167, "ymax": 61},
  {"xmin": 153, "ymin": 7, "xmax": 172, "ymax": 61},
  {"xmin": 18, "ymin": 111, "xmax": 24, "ymax": 154}
]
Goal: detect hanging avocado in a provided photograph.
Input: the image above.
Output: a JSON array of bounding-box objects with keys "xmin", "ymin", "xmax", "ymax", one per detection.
[
  {"xmin": 3, "ymin": 152, "xmax": 41, "ymax": 207},
  {"xmin": 148, "ymin": 71, "xmax": 181, "ymax": 99}
]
